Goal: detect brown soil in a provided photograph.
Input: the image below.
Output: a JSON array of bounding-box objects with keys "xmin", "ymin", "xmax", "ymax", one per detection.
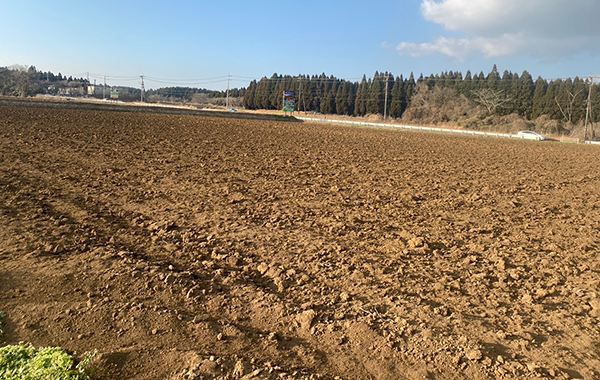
[{"xmin": 0, "ymin": 102, "xmax": 599, "ymax": 379}]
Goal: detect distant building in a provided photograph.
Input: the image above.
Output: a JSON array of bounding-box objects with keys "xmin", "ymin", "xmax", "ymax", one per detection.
[{"xmin": 58, "ymin": 86, "xmax": 85, "ymax": 96}]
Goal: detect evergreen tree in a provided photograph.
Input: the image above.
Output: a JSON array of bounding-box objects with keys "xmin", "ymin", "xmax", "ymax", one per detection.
[
  {"xmin": 475, "ymin": 71, "xmax": 486, "ymax": 91},
  {"xmin": 268, "ymin": 73, "xmax": 282, "ymax": 109},
  {"xmin": 367, "ymin": 72, "xmax": 384, "ymax": 115},
  {"xmin": 544, "ymin": 80, "xmax": 561, "ymax": 120},
  {"xmin": 417, "ymin": 73, "xmax": 424, "ymax": 85},
  {"xmin": 254, "ymin": 77, "xmax": 270, "ymax": 109},
  {"xmin": 513, "ymin": 70, "xmax": 534, "ymax": 118},
  {"xmin": 438, "ymin": 71, "xmax": 448, "ymax": 88},
  {"xmin": 354, "ymin": 75, "xmax": 369, "ymax": 116},
  {"xmin": 346, "ymin": 82, "xmax": 356, "ymax": 116},
  {"xmin": 335, "ymin": 82, "xmax": 350, "ymax": 115},
  {"xmin": 424, "ymin": 74, "xmax": 436, "ymax": 89},
  {"xmin": 459, "ymin": 70, "xmax": 473, "ymax": 96},
  {"xmin": 297, "ymin": 75, "xmax": 309, "ymax": 113},
  {"xmin": 531, "ymin": 77, "xmax": 548, "ymax": 119},
  {"xmin": 486, "ymin": 64, "xmax": 501, "ymax": 89},
  {"xmin": 592, "ymin": 84, "xmax": 600, "ymax": 123},
  {"xmin": 447, "ymin": 71, "xmax": 462, "ymax": 89},
  {"xmin": 309, "ymin": 75, "xmax": 321, "ymax": 111},
  {"xmin": 389, "ymin": 75, "xmax": 405, "ymax": 118},
  {"xmin": 243, "ymin": 80, "xmax": 257, "ymax": 109},
  {"xmin": 405, "ymin": 73, "xmax": 416, "ymax": 110},
  {"xmin": 384, "ymin": 72, "xmax": 394, "ymax": 118},
  {"xmin": 497, "ymin": 70, "xmax": 513, "ymax": 115},
  {"xmin": 321, "ymin": 87, "xmax": 335, "ymax": 114}
]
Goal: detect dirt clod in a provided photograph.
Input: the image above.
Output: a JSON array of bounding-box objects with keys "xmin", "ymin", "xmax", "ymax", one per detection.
[{"xmin": 465, "ymin": 349, "xmax": 483, "ymax": 361}]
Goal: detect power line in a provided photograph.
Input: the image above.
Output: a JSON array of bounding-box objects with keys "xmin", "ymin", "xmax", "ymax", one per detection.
[
  {"xmin": 145, "ymin": 78, "xmax": 230, "ymax": 86},
  {"xmin": 145, "ymin": 75, "xmax": 228, "ymax": 82}
]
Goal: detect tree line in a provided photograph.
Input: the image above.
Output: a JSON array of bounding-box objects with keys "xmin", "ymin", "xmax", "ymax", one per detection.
[
  {"xmin": 0, "ymin": 65, "xmax": 85, "ymax": 97},
  {"xmin": 3, "ymin": 64, "xmax": 598, "ymax": 136},
  {"xmin": 243, "ymin": 65, "xmax": 600, "ymax": 128},
  {"xmin": 0, "ymin": 65, "xmax": 244, "ymax": 103}
]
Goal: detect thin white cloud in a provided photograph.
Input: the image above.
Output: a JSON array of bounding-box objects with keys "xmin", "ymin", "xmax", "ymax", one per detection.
[
  {"xmin": 397, "ymin": 0, "xmax": 600, "ymax": 59},
  {"xmin": 397, "ymin": 35, "xmax": 528, "ymax": 60}
]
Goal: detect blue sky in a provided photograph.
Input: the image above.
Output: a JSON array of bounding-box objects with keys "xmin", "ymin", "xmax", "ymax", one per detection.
[{"xmin": 1, "ymin": 0, "xmax": 599, "ymax": 90}]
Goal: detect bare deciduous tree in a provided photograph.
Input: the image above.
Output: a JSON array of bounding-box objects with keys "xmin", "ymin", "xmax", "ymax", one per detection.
[
  {"xmin": 472, "ymin": 88, "xmax": 511, "ymax": 115},
  {"xmin": 554, "ymin": 89, "xmax": 583, "ymax": 123}
]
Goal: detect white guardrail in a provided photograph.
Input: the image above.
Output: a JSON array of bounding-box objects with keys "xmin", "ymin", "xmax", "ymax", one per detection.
[
  {"xmin": 297, "ymin": 117, "xmax": 600, "ymax": 145},
  {"xmin": 296, "ymin": 117, "xmax": 520, "ymax": 139}
]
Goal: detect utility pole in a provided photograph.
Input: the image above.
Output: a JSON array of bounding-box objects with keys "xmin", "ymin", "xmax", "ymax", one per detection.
[
  {"xmin": 103, "ymin": 75, "xmax": 106, "ymax": 99},
  {"xmin": 300, "ymin": 78, "xmax": 307, "ymax": 113},
  {"xmin": 226, "ymin": 74, "xmax": 231, "ymax": 109},
  {"xmin": 298, "ymin": 79, "xmax": 303, "ymax": 113},
  {"xmin": 383, "ymin": 73, "xmax": 390, "ymax": 121},
  {"xmin": 140, "ymin": 75, "xmax": 145, "ymax": 102},
  {"xmin": 584, "ymin": 76, "xmax": 593, "ymax": 142},
  {"xmin": 86, "ymin": 72, "xmax": 90, "ymax": 96}
]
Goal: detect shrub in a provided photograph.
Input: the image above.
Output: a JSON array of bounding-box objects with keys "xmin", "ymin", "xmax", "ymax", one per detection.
[
  {"xmin": 0, "ymin": 312, "xmax": 95, "ymax": 380},
  {"xmin": 0, "ymin": 343, "xmax": 96, "ymax": 380},
  {"xmin": 533, "ymin": 115, "xmax": 563, "ymax": 135}
]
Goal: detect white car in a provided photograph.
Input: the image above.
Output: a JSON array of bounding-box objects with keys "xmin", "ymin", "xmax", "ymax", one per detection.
[{"xmin": 517, "ymin": 131, "xmax": 547, "ymax": 141}]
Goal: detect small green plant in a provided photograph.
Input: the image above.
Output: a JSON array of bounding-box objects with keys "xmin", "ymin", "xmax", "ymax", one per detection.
[
  {"xmin": 0, "ymin": 312, "xmax": 96, "ymax": 379},
  {"xmin": 0, "ymin": 343, "xmax": 96, "ymax": 380}
]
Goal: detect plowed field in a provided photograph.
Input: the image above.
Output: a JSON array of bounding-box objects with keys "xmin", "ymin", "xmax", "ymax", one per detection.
[{"xmin": 1, "ymin": 103, "xmax": 599, "ymax": 379}]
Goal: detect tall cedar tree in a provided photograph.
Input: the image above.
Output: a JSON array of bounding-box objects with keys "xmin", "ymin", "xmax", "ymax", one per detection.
[
  {"xmin": 354, "ymin": 75, "xmax": 369, "ymax": 116},
  {"xmin": 389, "ymin": 75, "xmax": 404, "ymax": 118},
  {"xmin": 367, "ymin": 72, "xmax": 384, "ymax": 115},
  {"xmin": 242, "ymin": 80, "xmax": 257, "ymax": 109},
  {"xmin": 405, "ymin": 73, "xmax": 416, "ymax": 110},
  {"xmin": 514, "ymin": 71, "xmax": 534, "ymax": 117},
  {"xmin": 531, "ymin": 77, "xmax": 548, "ymax": 119}
]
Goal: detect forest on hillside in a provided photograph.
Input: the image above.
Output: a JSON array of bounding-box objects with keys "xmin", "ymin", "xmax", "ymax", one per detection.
[{"xmin": 243, "ymin": 65, "xmax": 599, "ymax": 138}]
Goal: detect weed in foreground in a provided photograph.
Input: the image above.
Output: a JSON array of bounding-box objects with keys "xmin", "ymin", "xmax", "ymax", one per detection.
[{"xmin": 0, "ymin": 312, "xmax": 96, "ymax": 380}]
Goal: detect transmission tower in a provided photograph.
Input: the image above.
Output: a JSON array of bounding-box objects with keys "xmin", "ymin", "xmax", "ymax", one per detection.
[{"xmin": 140, "ymin": 75, "xmax": 145, "ymax": 102}]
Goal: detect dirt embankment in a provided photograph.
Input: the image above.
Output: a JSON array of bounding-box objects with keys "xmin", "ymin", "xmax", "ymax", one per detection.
[{"xmin": 0, "ymin": 103, "xmax": 599, "ymax": 379}]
